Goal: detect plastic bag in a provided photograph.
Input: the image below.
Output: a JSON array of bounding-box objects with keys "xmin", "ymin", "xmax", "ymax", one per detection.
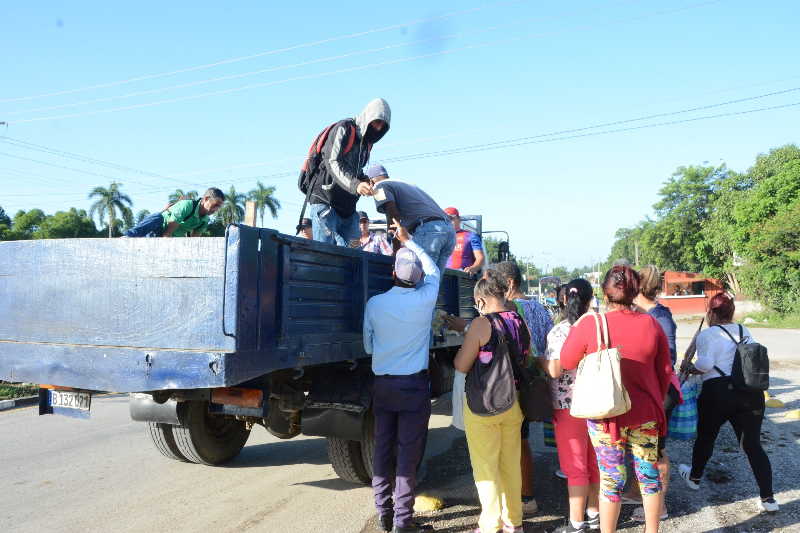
[{"xmin": 668, "ymin": 375, "xmax": 701, "ymax": 441}]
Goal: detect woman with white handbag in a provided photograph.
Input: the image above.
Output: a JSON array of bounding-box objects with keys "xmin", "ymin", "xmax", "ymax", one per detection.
[{"xmin": 560, "ymin": 266, "xmax": 674, "ymax": 533}]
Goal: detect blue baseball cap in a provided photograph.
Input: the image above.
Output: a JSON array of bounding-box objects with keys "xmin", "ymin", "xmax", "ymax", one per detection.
[{"xmin": 366, "ymin": 164, "xmax": 389, "ymax": 179}]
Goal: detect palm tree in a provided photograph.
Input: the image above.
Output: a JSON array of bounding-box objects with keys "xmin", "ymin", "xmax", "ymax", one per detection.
[
  {"xmin": 168, "ymin": 189, "xmax": 199, "ymax": 202},
  {"xmin": 89, "ymin": 182, "xmax": 133, "ymax": 238},
  {"xmin": 216, "ymin": 185, "xmax": 246, "ymax": 226},
  {"xmin": 247, "ymin": 181, "xmax": 281, "ymax": 227}
]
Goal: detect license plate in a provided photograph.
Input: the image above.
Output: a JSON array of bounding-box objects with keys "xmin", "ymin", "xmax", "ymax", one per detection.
[{"xmin": 48, "ymin": 390, "xmax": 92, "ymax": 418}]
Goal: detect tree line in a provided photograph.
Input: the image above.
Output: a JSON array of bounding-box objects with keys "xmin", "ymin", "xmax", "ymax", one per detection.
[
  {"xmin": 0, "ymin": 181, "xmax": 281, "ymax": 240},
  {"xmin": 604, "ymin": 144, "xmax": 800, "ymax": 315}
]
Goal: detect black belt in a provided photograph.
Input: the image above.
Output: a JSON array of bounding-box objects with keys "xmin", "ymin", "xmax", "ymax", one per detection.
[
  {"xmin": 375, "ymin": 369, "xmax": 429, "ymax": 379},
  {"xmin": 408, "ymin": 216, "xmax": 447, "ymax": 234}
]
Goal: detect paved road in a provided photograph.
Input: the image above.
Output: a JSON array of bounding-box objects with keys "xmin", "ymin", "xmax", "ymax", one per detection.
[
  {"xmin": 0, "ymin": 395, "xmax": 461, "ymax": 533},
  {"xmin": 1, "ymin": 325, "xmax": 798, "ymax": 533}
]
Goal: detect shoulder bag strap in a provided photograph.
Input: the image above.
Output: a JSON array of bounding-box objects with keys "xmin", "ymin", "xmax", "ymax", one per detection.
[
  {"xmin": 600, "ymin": 312, "xmax": 611, "ymax": 349},
  {"xmin": 738, "ymin": 324, "xmax": 746, "ymax": 343}
]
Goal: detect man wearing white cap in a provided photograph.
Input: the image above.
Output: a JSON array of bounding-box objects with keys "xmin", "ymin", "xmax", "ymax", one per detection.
[
  {"xmin": 366, "ymin": 164, "xmax": 455, "ymax": 275},
  {"xmin": 363, "ymin": 220, "xmax": 438, "ymax": 533}
]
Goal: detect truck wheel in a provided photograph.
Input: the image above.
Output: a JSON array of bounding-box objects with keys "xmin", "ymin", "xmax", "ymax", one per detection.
[
  {"xmin": 360, "ymin": 412, "xmax": 376, "ymax": 479},
  {"xmin": 327, "ymin": 437, "xmax": 370, "ymax": 485},
  {"xmin": 172, "ymin": 401, "xmax": 251, "ymax": 465},
  {"xmin": 146, "ymin": 422, "xmax": 189, "ymax": 462}
]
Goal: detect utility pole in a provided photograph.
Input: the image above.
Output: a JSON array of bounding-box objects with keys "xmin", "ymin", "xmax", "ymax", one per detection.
[{"xmin": 635, "ymin": 241, "xmax": 640, "ymax": 266}]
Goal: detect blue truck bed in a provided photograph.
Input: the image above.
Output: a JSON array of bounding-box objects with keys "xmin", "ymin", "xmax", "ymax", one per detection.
[{"xmin": 0, "ymin": 225, "xmax": 475, "ymax": 393}]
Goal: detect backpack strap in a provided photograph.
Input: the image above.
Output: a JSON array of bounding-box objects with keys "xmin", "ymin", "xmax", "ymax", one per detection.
[
  {"xmin": 179, "ymin": 199, "xmax": 200, "ymax": 224},
  {"xmin": 713, "ymin": 324, "xmax": 742, "ymax": 345}
]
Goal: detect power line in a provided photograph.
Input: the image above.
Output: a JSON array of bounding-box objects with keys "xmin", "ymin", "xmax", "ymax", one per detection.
[
  {"xmin": 6, "ymin": 0, "xmax": 724, "ymax": 125},
  {"xmin": 5, "ymin": 1, "xmax": 630, "ymax": 117},
  {"xmin": 0, "ymin": 0, "xmax": 522, "ymax": 104}
]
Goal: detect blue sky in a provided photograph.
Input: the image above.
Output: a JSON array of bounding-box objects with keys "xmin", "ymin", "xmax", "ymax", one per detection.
[{"xmin": 2, "ymin": 0, "xmax": 798, "ymax": 268}]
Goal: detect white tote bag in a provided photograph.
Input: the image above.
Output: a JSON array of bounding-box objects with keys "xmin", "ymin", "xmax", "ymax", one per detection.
[
  {"xmin": 569, "ymin": 312, "xmax": 632, "ymax": 419},
  {"xmin": 451, "ymin": 371, "xmax": 466, "ymax": 431}
]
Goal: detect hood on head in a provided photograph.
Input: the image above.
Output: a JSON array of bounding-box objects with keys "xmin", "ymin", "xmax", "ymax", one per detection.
[{"xmin": 355, "ymin": 98, "xmax": 391, "ymax": 143}]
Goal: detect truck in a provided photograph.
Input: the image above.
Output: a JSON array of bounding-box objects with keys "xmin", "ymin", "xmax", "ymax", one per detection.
[{"xmin": 0, "ymin": 222, "xmax": 481, "ymax": 484}]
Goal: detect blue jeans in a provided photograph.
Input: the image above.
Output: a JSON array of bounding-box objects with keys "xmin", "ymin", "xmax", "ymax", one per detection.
[
  {"xmin": 124, "ymin": 212, "xmax": 164, "ymax": 237},
  {"xmin": 412, "ymin": 220, "xmax": 456, "ymax": 274},
  {"xmin": 309, "ymin": 203, "xmax": 360, "ymax": 247}
]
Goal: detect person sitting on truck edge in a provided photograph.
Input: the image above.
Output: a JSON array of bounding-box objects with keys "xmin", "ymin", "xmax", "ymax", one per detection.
[
  {"xmin": 444, "ymin": 207, "xmax": 485, "ymax": 275},
  {"xmin": 124, "ymin": 188, "xmax": 225, "ymax": 237},
  {"xmin": 357, "ymin": 210, "xmax": 393, "ymax": 255},
  {"xmin": 363, "ymin": 219, "xmax": 438, "ymax": 533},
  {"xmin": 296, "ymin": 217, "xmax": 313, "ymax": 239},
  {"xmin": 308, "ymin": 98, "xmax": 392, "ymax": 247},
  {"xmin": 367, "ymin": 164, "xmax": 456, "ymax": 274}
]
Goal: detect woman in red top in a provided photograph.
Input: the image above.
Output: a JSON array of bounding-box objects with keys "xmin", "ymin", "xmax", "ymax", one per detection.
[{"xmin": 560, "ymin": 266, "xmax": 673, "ymax": 533}]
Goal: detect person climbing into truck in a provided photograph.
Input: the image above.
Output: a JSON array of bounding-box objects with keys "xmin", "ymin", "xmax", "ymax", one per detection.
[
  {"xmin": 297, "ymin": 98, "xmax": 391, "ymax": 246},
  {"xmin": 367, "ymin": 164, "xmax": 456, "ymax": 274},
  {"xmin": 123, "ymin": 187, "xmax": 225, "ymax": 237},
  {"xmin": 363, "ymin": 219, "xmax": 439, "ymax": 533}
]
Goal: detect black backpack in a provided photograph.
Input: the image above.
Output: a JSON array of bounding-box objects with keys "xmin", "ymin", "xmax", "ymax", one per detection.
[
  {"xmin": 465, "ymin": 313, "xmax": 518, "ymax": 417},
  {"xmin": 713, "ymin": 324, "xmax": 770, "ymax": 392}
]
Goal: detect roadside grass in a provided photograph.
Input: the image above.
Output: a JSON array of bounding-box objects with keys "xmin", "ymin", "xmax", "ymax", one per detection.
[
  {"xmin": 743, "ymin": 310, "xmax": 800, "ymax": 329},
  {"xmin": 0, "ymin": 382, "xmax": 38, "ymax": 401}
]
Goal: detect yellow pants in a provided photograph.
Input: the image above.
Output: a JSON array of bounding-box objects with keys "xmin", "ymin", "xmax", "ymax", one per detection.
[{"xmin": 464, "ymin": 398, "xmax": 524, "ymax": 532}]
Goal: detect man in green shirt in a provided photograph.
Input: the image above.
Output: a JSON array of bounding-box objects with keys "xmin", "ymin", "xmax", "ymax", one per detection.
[{"xmin": 124, "ymin": 187, "xmax": 225, "ymax": 237}]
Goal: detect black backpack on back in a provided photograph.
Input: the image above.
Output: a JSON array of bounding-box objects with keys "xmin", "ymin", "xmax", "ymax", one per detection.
[
  {"xmin": 713, "ymin": 324, "xmax": 770, "ymax": 392},
  {"xmin": 465, "ymin": 313, "xmax": 517, "ymax": 417}
]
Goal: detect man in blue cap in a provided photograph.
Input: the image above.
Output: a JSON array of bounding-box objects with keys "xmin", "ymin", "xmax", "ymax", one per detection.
[
  {"xmin": 366, "ymin": 164, "xmax": 455, "ymax": 275},
  {"xmin": 363, "ymin": 220, "xmax": 438, "ymax": 533}
]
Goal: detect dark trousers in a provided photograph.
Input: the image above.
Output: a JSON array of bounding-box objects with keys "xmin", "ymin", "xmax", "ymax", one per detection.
[
  {"xmin": 691, "ymin": 378, "xmax": 774, "ymax": 498},
  {"xmin": 372, "ymin": 373, "xmax": 431, "ymax": 528},
  {"xmin": 124, "ymin": 212, "xmax": 164, "ymax": 237}
]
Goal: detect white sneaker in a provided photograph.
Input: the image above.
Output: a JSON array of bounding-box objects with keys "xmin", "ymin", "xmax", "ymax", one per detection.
[
  {"xmin": 522, "ymin": 497, "xmax": 538, "ymax": 515},
  {"xmin": 761, "ymin": 498, "xmax": 779, "ymax": 513},
  {"xmin": 678, "ymin": 464, "xmax": 700, "ymax": 490}
]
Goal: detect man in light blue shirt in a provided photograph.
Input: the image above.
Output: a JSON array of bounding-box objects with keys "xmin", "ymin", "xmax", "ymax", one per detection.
[{"xmin": 363, "ymin": 220, "xmax": 438, "ymax": 533}]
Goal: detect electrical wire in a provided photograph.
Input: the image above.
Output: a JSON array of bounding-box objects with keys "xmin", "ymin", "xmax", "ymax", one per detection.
[
  {"xmin": 0, "ymin": 0, "xmax": 524, "ymax": 104},
  {"xmin": 6, "ymin": 0, "xmax": 724, "ymax": 125}
]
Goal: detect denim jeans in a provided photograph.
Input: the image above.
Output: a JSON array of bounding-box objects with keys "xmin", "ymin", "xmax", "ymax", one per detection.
[
  {"xmin": 124, "ymin": 212, "xmax": 164, "ymax": 237},
  {"xmin": 309, "ymin": 203, "xmax": 360, "ymax": 247},
  {"xmin": 412, "ymin": 220, "xmax": 456, "ymax": 274}
]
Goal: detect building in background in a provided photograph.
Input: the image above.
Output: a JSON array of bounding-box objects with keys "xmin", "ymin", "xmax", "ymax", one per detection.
[{"xmin": 659, "ymin": 271, "xmax": 724, "ymax": 315}]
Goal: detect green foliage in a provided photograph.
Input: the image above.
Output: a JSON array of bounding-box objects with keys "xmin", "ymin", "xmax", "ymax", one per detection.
[
  {"xmin": 216, "ymin": 186, "xmax": 246, "ymax": 226},
  {"xmin": 0, "ymin": 205, "xmax": 10, "ymax": 227},
  {"xmin": 606, "ymin": 144, "xmax": 800, "ymax": 316},
  {"xmin": 35, "ymin": 208, "xmax": 99, "ymax": 239},
  {"xmin": 168, "ymin": 189, "xmax": 198, "ymax": 202},
  {"xmin": 89, "ymin": 182, "xmax": 133, "ymax": 238},
  {"xmin": 247, "ymin": 181, "xmax": 281, "ymax": 227}
]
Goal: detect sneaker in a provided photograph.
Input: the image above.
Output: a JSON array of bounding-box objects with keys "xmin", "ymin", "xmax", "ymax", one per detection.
[
  {"xmin": 585, "ymin": 514, "xmax": 600, "ymax": 530},
  {"xmin": 678, "ymin": 464, "xmax": 700, "ymax": 490},
  {"xmin": 553, "ymin": 521, "xmax": 587, "ymax": 533},
  {"xmin": 378, "ymin": 513, "xmax": 394, "ymax": 532},
  {"xmin": 554, "ymin": 469, "xmax": 567, "ymax": 479},
  {"xmin": 522, "ymin": 497, "xmax": 538, "ymax": 515},
  {"xmin": 392, "ymin": 523, "xmax": 433, "ymax": 533},
  {"xmin": 761, "ymin": 497, "xmax": 779, "ymax": 513},
  {"xmin": 631, "ymin": 506, "xmax": 668, "ymax": 522}
]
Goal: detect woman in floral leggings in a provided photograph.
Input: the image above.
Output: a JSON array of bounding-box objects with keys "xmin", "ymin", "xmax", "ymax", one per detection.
[{"xmin": 561, "ymin": 266, "xmax": 674, "ymax": 533}]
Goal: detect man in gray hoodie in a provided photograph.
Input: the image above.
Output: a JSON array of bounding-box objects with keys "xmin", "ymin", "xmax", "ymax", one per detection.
[{"xmin": 307, "ymin": 98, "xmax": 391, "ymax": 246}]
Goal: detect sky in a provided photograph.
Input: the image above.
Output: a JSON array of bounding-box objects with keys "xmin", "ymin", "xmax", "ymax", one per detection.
[{"xmin": 1, "ymin": 0, "xmax": 799, "ymax": 268}]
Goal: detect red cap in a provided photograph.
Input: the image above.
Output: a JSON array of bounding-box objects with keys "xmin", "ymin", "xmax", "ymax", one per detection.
[{"xmin": 444, "ymin": 207, "xmax": 459, "ymax": 217}]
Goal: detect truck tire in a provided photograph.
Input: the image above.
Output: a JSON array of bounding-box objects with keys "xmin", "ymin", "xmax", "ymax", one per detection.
[
  {"xmin": 327, "ymin": 437, "xmax": 370, "ymax": 485},
  {"xmin": 172, "ymin": 401, "xmax": 251, "ymax": 465},
  {"xmin": 360, "ymin": 412, "xmax": 376, "ymax": 480},
  {"xmin": 147, "ymin": 422, "xmax": 189, "ymax": 462}
]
